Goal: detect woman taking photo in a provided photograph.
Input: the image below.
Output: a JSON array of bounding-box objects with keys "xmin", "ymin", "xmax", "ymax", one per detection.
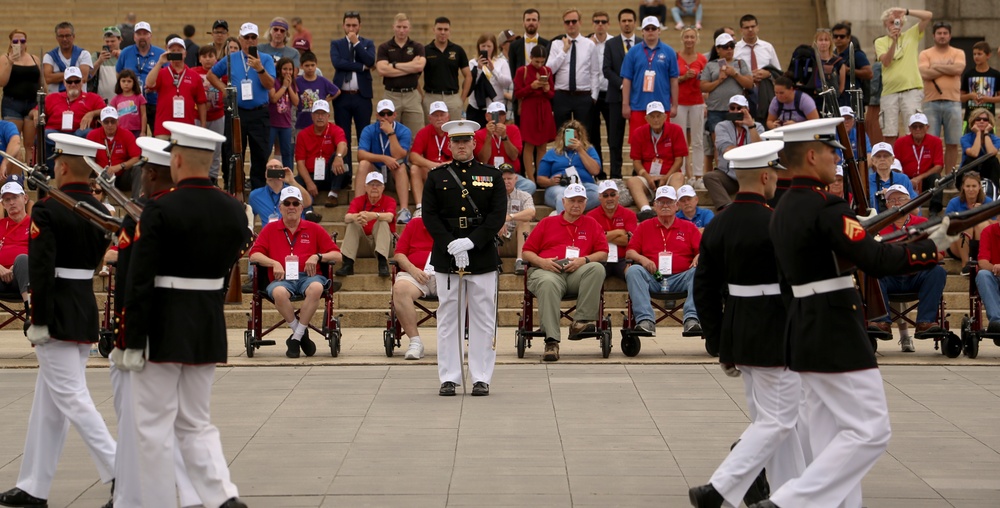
[
  {"xmin": 0, "ymin": 29, "xmax": 43, "ymax": 166},
  {"xmin": 514, "ymin": 45, "xmax": 555, "ymax": 183},
  {"xmin": 676, "ymin": 26, "xmax": 706, "ymax": 189},
  {"xmin": 537, "ymin": 119, "xmax": 601, "ymax": 212},
  {"xmin": 467, "ymin": 33, "xmax": 511, "ymax": 127}
]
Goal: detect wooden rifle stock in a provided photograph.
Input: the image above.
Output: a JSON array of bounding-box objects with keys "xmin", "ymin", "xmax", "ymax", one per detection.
[
  {"xmin": 223, "ymin": 51, "xmax": 246, "ymax": 305},
  {"xmin": 881, "ymin": 199, "xmax": 1000, "ymax": 244},
  {"xmin": 861, "ymin": 172, "xmax": 957, "ymax": 233}
]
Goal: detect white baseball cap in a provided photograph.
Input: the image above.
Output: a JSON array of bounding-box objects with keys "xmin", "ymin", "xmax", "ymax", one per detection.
[
  {"xmin": 839, "ymin": 106, "xmax": 855, "ymax": 118},
  {"xmin": 677, "ymin": 185, "xmax": 697, "ymax": 199},
  {"xmin": 239, "ymin": 23, "xmax": 259, "ymax": 37},
  {"xmin": 909, "ymin": 113, "xmax": 929, "ymax": 126},
  {"xmin": 715, "ymin": 33, "xmax": 734, "ymax": 46},
  {"xmin": 872, "ymin": 142, "xmax": 894, "ymax": 156},
  {"xmin": 654, "ymin": 185, "xmax": 677, "ymax": 202},
  {"xmin": 729, "ymin": 94, "xmax": 749, "ymax": 108},
  {"xmin": 365, "ymin": 172, "xmax": 385, "ymax": 185},
  {"xmin": 64, "ymin": 66, "xmax": 83, "ymax": 81},
  {"xmin": 597, "ymin": 180, "xmax": 619, "ymax": 194},
  {"xmin": 311, "ymin": 100, "xmax": 330, "ymax": 113},
  {"xmin": 641, "ymin": 16, "xmax": 661, "ymax": 30},
  {"xmin": 167, "ymin": 37, "xmax": 185, "ymax": 49},
  {"xmin": 645, "ymin": 101, "xmax": 665, "ymax": 115},
  {"xmin": 0, "ymin": 182, "xmax": 24, "ymax": 196},
  {"xmin": 884, "ymin": 184, "xmax": 909, "ymax": 197},
  {"xmin": 279, "ymin": 186, "xmax": 302, "ymax": 202},
  {"xmin": 376, "ymin": 99, "xmax": 395, "ymax": 113},
  {"xmin": 563, "ymin": 183, "xmax": 587, "ymax": 199},
  {"xmin": 835, "ymin": 164, "xmax": 844, "ymax": 177},
  {"xmin": 429, "ymin": 101, "xmax": 448, "ymax": 115},
  {"xmin": 890, "ymin": 160, "xmax": 903, "ymax": 172},
  {"xmin": 486, "ymin": 102, "xmax": 506, "ymax": 114},
  {"xmin": 100, "ymin": 106, "xmax": 119, "ymax": 121},
  {"xmin": 134, "ymin": 22, "xmax": 152, "ymax": 33}
]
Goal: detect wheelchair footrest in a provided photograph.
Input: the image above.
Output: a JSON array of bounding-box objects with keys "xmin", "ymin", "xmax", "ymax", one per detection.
[
  {"xmin": 681, "ymin": 331, "xmax": 703, "ymax": 338},
  {"xmin": 979, "ymin": 332, "xmax": 1000, "ymax": 339},
  {"xmin": 914, "ymin": 331, "xmax": 947, "ymax": 340},
  {"xmin": 623, "ymin": 329, "xmax": 654, "ymax": 338},
  {"xmin": 567, "ymin": 333, "xmax": 601, "ymax": 341},
  {"xmin": 255, "ymin": 340, "xmax": 277, "ymax": 346},
  {"xmin": 868, "ymin": 330, "xmax": 892, "ymax": 341}
]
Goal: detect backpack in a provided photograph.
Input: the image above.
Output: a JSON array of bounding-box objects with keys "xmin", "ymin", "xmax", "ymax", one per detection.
[
  {"xmin": 787, "ymin": 44, "xmax": 821, "ymax": 95},
  {"xmin": 775, "ymin": 90, "xmax": 806, "ymax": 123}
]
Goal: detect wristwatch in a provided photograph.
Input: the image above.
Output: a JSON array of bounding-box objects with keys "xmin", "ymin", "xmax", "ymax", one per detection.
[
  {"xmin": 317, "ymin": 253, "xmax": 323, "ymax": 263},
  {"xmin": 500, "ymin": 136, "xmax": 508, "ymax": 141},
  {"xmin": 335, "ymin": 153, "xmax": 344, "ymax": 158}
]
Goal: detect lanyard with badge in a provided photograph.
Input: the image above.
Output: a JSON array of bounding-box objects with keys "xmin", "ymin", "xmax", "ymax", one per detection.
[
  {"xmin": 649, "ymin": 130, "xmax": 664, "ymax": 175},
  {"xmin": 912, "ymin": 143, "xmax": 925, "ymax": 172},
  {"xmin": 657, "ymin": 224, "xmax": 673, "ymax": 276},
  {"xmin": 434, "ymin": 133, "xmax": 447, "ymax": 162},
  {"xmin": 564, "ymin": 223, "xmax": 581, "ymax": 261},
  {"xmin": 169, "ymin": 67, "xmax": 187, "ymax": 118},
  {"xmin": 283, "ymin": 229, "xmax": 300, "ymax": 280},
  {"xmin": 62, "ymin": 95, "xmax": 75, "ymax": 130},
  {"xmin": 492, "ymin": 136, "xmax": 505, "ymax": 167},
  {"xmin": 563, "ymin": 152, "xmax": 581, "ymax": 183},
  {"xmin": 239, "ymin": 53, "xmax": 254, "ymax": 101},
  {"xmin": 268, "ymin": 191, "xmax": 280, "ymax": 223},
  {"xmin": 642, "ymin": 45, "xmax": 658, "ymax": 92},
  {"xmin": 313, "ymin": 126, "xmax": 329, "ymax": 181}
]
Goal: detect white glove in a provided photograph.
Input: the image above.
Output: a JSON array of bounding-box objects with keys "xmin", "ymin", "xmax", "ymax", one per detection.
[
  {"xmin": 121, "ymin": 348, "xmax": 146, "ymax": 372},
  {"xmin": 454, "ymin": 251, "xmax": 470, "ymax": 269},
  {"xmin": 927, "ymin": 216, "xmax": 960, "ymax": 251},
  {"xmin": 721, "ymin": 363, "xmax": 741, "ymax": 378},
  {"xmin": 858, "ymin": 208, "xmax": 878, "ymax": 221},
  {"xmin": 110, "ymin": 347, "xmax": 125, "ymax": 367},
  {"xmin": 26, "ymin": 325, "xmax": 51, "ymax": 346},
  {"xmin": 447, "ymin": 238, "xmax": 475, "ymax": 255}
]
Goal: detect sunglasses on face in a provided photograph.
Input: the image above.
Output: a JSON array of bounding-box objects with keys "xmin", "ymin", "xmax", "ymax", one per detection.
[
  {"xmin": 272, "ymin": 28, "xmax": 286, "ymax": 33},
  {"xmin": 717, "ymin": 43, "xmax": 736, "ymax": 50},
  {"xmin": 12, "ymin": 38, "xmax": 26, "ymax": 44},
  {"xmin": 282, "ymin": 200, "xmax": 301, "ymax": 207},
  {"xmin": 976, "ymin": 117, "xmax": 991, "ymax": 122},
  {"xmin": 729, "ymin": 105, "xmax": 743, "ymax": 111},
  {"xmin": 65, "ymin": 79, "xmax": 81, "ymax": 85},
  {"xmin": 593, "ymin": 20, "xmax": 609, "ymax": 25},
  {"xmin": 832, "ymin": 33, "xmax": 848, "ymax": 39},
  {"xmin": 242, "ymin": 35, "xmax": 257, "ymax": 40},
  {"xmin": 378, "ymin": 111, "xmax": 393, "ymax": 117},
  {"xmin": 93, "ymin": 189, "xmax": 104, "ymax": 195},
  {"xmin": 564, "ymin": 19, "xmax": 580, "ymax": 25},
  {"xmin": 601, "ymin": 192, "xmax": 617, "ymax": 197}
]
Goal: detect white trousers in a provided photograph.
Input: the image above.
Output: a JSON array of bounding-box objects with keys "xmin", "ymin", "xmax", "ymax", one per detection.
[
  {"xmin": 769, "ymin": 369, "xmax": 891, "ymax": 508},
  {"xmin": 435, "ymin": 271, "xmax": 498, "ymax": 386},
  {"xmin": 16, "ymin": 341, "xmax": 116, "ymax": 499},
  {"xmin": 675, "ymin": 103, "xmax": 706, "ymax": 177},
  {"xmin": 110, "ymin": 362, "xmax": 201, "ymax": 507},
  {"xmin": 709, "ymin": 366, "xmax": 806, "ymax": 507},
  {"xmin": 131, "ymin": 362, "xmax": 239, "ymax": 508}
]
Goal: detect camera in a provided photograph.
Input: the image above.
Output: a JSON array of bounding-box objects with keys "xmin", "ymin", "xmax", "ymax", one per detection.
[
  {"xmin": 248, "ymin": 46, "xmax": 258, "ymax": 58},
  {"xmin": 102, "ymin": 45, "xmax": 110, "ymax": 53},
  {"xmin": 893, "ymin": 19, "xmax": 902, "ymax": 28},
  {"xmin": 167, "ymin": 53, "xmax": 182, "ymax": 61},
  {"xmin": 265, "ymin": 168, "xmax": 285, "ymax": 180},
  {"xmin": 558, "ymin": 174, "xmax": 579, "ymax": 187},
  {"xmin": 479, "ymin": 50, "xmax": 489, "ymax": 61}
]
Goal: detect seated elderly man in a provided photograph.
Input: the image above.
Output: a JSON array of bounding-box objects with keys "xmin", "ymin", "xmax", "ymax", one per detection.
[
  {"xmin": 626, "ymin": 185, "xmax": 702, "ymax": 334},
  {"xmin": 248, "ymin": 159, "xmax": 314, "ymax": 226},
  {"xmin": 408, "ymin": 101, "xmax": 452, "ymax": 219},
  {"xmin": 704, "ymin": 95, "xmax": 764, "ymax": 210},
  {"xmin": 626, "ymin": 101, "xmax": 689, "ymax": 221},
  {"xmin": 391, "ymin": 217, "xmax": 436, "ymax": 360},
  {"xmin": 498, "ymin": 164, "xmax": 536, "ymax": 275},
  {"xmin": 675, "ymin": 184, "xmax": 714, "ymax": 232},
  {"xmin": 294, "ymin": 100, "xmax": 348, "ymax": 213},
  {"xmin": 356, "ymin": 100, "xmax": 413, "ymax": 223},
  {"xmin": 0, "ymin": 179, "xmax": 30, "ymax": 331},
  {"xmin": 870, "ymin": 184, "xmax": 947, "ymax": 352},
  {"xmin": 336, "ymin": 172, "xmax": 397, "ymax": 277},
  {"xmin": 521, "ymin": 184, "xmax": 609, "ymax": 362},
  {"xmin": 248, "ymin": 186, "xmax": 342, "ymax": 358},
  {"xmin": 586, "ymin": 180, "xmax": 638, "ymax": 280},
  {"xmin": 975, "ymin": 220, "xmax": 1000, "ymax": 342}
]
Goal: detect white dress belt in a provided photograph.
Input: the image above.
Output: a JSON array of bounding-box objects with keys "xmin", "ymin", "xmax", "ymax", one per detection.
[
  {"xmin": 154, "ymin": 276, "xmax": 225, "ymax": 291},
  {"xmin": 791, "ymin": 275, "xmax": 854, "ymax": 298},
  {"xmin": 54, "ymin": 267, "xmax": 95, "ymax": 280},
  {"xmin": 728, "ymin": 283, "xmax": 781, "ymax": 297}
]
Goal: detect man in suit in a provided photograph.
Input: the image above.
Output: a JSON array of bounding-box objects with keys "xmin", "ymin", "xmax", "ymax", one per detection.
[
  {"xmin": 603, "ymin": 8, "xmax": 637, "ymax": 179},
  {"xmin": 508, "ymin": 8, "xmax": 550, "ymax": 124},
  {"xmin": 330, "ymin": 10, "xmax": 376, "ymax": 191}
]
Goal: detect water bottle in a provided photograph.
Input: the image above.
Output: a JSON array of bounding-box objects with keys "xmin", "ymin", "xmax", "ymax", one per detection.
[
  {"xmin": 90, "ymin": 342, "xmax": 98, "ymax": 357},
  {"xmin": 660, "ymin": 277, "xmax": 668, "ymax": 294}
]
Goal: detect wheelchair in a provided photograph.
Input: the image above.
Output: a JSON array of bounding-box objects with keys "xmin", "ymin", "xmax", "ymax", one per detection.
[
  {"xmin": 383, "ymin": 260, "xmax": 441, "ymax": 357},
  {"xmin": 97, "ymin": 262, "xmax": 116, "ymax": 358},
  {"xmin": 514, "ymin": 261, "xmax": 613, "ymax": 358},
  {"xmin": 879, "ymin": 291, "xmax": 957, "ymax": 356},
  {"xmin": 619, "ymin": 262, "xmax": 704, "ymax": 357},
  {"xmin": 959, "ymin": 264, "xmax": 1000, "ymax": 359},
  {"xmin": 244, "ymin": 261, "xmax": 343, "ymax": 358}
]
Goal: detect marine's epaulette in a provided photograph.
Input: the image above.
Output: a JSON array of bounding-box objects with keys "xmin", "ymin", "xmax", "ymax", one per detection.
[{"xmin": 429, "ymin": 163, "xmax": 452, "ymax": 173}]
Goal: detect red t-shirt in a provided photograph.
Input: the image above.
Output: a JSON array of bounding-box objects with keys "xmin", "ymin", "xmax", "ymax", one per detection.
[
  {"xmin": 0, "ymin": 215, "xmax": 30, "ymax": 267},
  {"xmin": 586, "ymin": 205, "xmax": 638, "ymax": 260},
  {"xmin": 295, "ymin": 123, "xmax": 348, "ymax": 174},
  {"xmin": 979, "ymin": 222, "xmax": 1000, "ymax": 265},
  {"xmin": 149, "ymin": 65, "xmax": 208, "ymax": 136},
  {"xmin": 474, "ymin": 125, "xmax": 524, "ymax": 172},
  {"xmin": 86, "ymin": 128, "xmax": 141, "ymax": 168},
  {"xmin": 394, "ymin": 217, "xmax": 433, "ymax": 269},
  {"xmin": 347, "ymin": 194, "xmax": 398, "ymax": 235},
  {"xmin": 193, "ymin": 66, "xmax": 225, "ymax": 122},
  {"xmin": 248, "ymin": 219, "xmax": 340, "ymax": 280},
  {"xmin": 522, "ymin": 214, "xmax": 609, "ymax": 259},
  {"xmin": 629, "ymin": 122, "xmax": 689, "ymax": 171},
  {"xmin": 44, "ymin": 91, "xmax": 106, "ymax": 132},
  {"xmin": 410, "ymin": 125, "xmax": 452, "ymax": 165},
  {"xmin": 677, "ymin": 53, "xmax": 707, "ymax": 106},
  {"xmin": 627, "ymin": 216, "xmax": 701, "ymax": 274},
  {"xmin": 893, "ymin": 134, "xmax": 943, "ymax": 181}
]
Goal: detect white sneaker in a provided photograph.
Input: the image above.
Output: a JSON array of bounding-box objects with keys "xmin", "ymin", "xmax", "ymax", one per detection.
[
  {"xmin": 693, "ymin": 178, "xmax": 706, "ymax": 190},
  {"xmin": 404, "ymin": 341, "xmax": 424, "ymax": 360},
  {"xmin": 413, "ymin": 207, "xmax": 422, "ymax": 218}
]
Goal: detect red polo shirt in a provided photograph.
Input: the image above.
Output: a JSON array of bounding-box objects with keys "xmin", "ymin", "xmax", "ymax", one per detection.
[
  {"xmin": 586, "ymin": 205, "xmax": 638, "ymax": 260},
  {"xmin": 978, "ymin": 223, "xmax": 1000, "ymax": 265},
  {"xmin": 44, "ymin": 91, "xmax": 106, "ymax": 132},
  {"xmin": 474, "ymin": 125, "xmax": 523, "ymax": 172},
  {"xmin": 628, "ymin": 122, "xmax": 688, "ymax": 172},
  {"xmin": 148, "ymin": 64, "xmax": 208, "ymax": 136},
  {"xmin": 347, "ymin": 194, "xmax": 398, "ymax": 235},
  {"xmin": 522, "ymin": 214, "xmax": 609, "ymax": 259},
  {"xmin": 0, "ymin": 215, "xmax": 30, "ymax": 267},
  {"xmin": 193, "ymin": 66, "xmax": 225, "ymax": 122},
  {"xmin": 295, "ymin": 123, "xmax": 348, "ymax": 174},
  {"xmin": 893, "ymin": 134, "xmax": 943, "ymax": 180},
  {"xmin": 411, "ymin": 125, "xmax": 452, "ymax": 165},
  {"xmin": 86, "ymin": 128, "xmax": 141, "ymax": 168},
  {"xmin": 394, "ymin": 217, "xmax": 433, "ymax": 269},
  {"xmin": 248, "ymin": 219, "xmax": 340, "ymax": 280},
  {"xmin": 627, "ymin": 216, "xmax": 701, "ymax": 274}
]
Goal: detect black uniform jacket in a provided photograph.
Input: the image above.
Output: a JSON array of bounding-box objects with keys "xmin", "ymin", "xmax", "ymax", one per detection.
[
  {"xmin": 422, "ymin": 158, "xmax": 506, "ymax": 275},
  {"xmin": 112, "ymin": 195, "xmax": 155, "ymax": 349},
  {"xmin": 694, "ymin": 192, "xmax": 786, "ymax": 367},
  {"xmin": 770, "ymin": 176, "xmax": 938, "ymax": 372},
  {"xmin": 124, "ymin": 178, "xmax": 250, "ymax": 364},
  {"xmin": 29, "ymin": 182, "xmax": 111, "ymax": 342}
]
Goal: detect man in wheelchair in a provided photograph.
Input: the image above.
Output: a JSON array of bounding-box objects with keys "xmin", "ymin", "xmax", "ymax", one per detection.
[
  {"xmin": 870, "ymin": 185, "xmax": 947, "ymax": 352},
  {"xmin": 0, "ymin": 179, "xmax": 30, "ymax": 330},
  {"xmin": 975, "ymin": 220, "xmax": 1000, "ymax": 341},
  {"xmin": 248, "ymin": 186, "xmax": 342, "ymax": 358}
]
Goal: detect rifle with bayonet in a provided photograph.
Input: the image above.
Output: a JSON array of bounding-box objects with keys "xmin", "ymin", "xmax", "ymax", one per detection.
[
  {"xmin": 846, "ymin": 41, "xmax": 868, "ymax": 180},
  {"xmin": 879, "ymin": 198, "xmax": 1000, "ymax": 244},
  {"xmin": 82, "ymin": 156, "xmax": 143, "ymax": 221}
]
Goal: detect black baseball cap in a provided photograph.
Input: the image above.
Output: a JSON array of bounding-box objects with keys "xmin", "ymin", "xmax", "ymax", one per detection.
[{"xmin": 210, "ymin": 20, "xmax": 228, "ymax": 32}]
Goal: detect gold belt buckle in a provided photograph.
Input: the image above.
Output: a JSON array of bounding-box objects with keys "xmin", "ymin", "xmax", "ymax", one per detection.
[{"xmin": 459, "ymin": 217, "xmax": 468, "ymax": 229}]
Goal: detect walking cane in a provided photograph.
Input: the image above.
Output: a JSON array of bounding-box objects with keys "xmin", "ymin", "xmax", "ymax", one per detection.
[{"xmin": 455, "ymin": 264, "xmax": 469, "ymax": 396}]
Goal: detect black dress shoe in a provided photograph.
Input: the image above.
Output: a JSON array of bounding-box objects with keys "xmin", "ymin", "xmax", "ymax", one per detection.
[
  {"xmin": 0, "ymin": 487, "xmax": 48, "ymax": 507},
  {"xmin": 439, "ymin": 381, "xmax": 457, "ymax": 396},
  {"xmin": 219, "ymin": 498, "xmax": 248, "ymax": 508},
  {"xmin": 688, "ymin": 483, "xmax": 723, "ymax": 508},
  {"xmin": 335, "ymin": 258, "xmax": 354, "ymax": 276},
  {"xmin": 744, "ymin": 468, "xmax": 771, "ymax": 506},
  {"xmin": 304, "ymin": 210, "xmax": 323, "ymax": 223},
  {"xmin": 377, "ymin": 256, "xmax": 389, "ymax": 277},
  {"xmin": 285, "ymin": 337, "xmax": 301, "ymax": 358},
  {"xmin": 100, "ymin": 499, "xmax": 112, "ymax": 508},
  {"xmin": 471, "ymin": 382, "xmax": 489, "ymax": 396},
  {"xmin": 299, "ymin": 330, "xmax": 316, "ymax": 357}
]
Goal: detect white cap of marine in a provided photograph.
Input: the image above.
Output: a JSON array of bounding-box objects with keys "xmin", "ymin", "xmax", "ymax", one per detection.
[
  {"xmin": 48, "ymin": 132, "xmax": 103, "ymax": 158},
  {"xmin": 136, "ymin": 137, "xmax": 172, "ymax": 167},
  {"xmin": 724, "ymin": 140, "xmax": 786, "ymax": 170},
  {"xmin": 442, "ymin": 120, "xmax": 480, "ymax": 139},
  {"xmin": 773, "ymin": 117, "xmax": 845, "ymax": 149},
  {"xmin": 163, "ymin": 121, "xmax": 226, "ymax": 152}
]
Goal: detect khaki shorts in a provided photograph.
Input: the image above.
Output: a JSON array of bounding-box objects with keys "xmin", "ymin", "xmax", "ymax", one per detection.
[{"xmin": 396, "ymin": 270, "xmax": 437, "ymax": 298}]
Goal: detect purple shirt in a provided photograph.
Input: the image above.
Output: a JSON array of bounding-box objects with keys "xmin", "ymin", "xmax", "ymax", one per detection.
[{"xmin": 294, "ymin": 75, "xmax": 340, "ymax": 129}]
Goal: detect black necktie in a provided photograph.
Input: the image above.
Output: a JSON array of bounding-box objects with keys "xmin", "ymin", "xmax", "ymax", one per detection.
[
  {"xmin": 569, "ymin": 39, "xmax": 577, "ymax": 92},
  {"xmin": 343, "ymin": 39, "xmax": 354, "ymax": 82},
  {"xmin": 626, "ymin": 38, "xmax": 632, "ymax": 50}
]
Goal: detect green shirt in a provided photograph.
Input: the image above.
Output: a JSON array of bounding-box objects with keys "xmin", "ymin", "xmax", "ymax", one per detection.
[{"xmin": 875, "ymin": 24, "xmax": 924, "ymax": 96}]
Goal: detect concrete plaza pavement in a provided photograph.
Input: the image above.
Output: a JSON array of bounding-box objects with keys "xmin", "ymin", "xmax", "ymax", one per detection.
[{"xmin": 0, "ymin": 328, "xmax": 997, "ymax": 507}]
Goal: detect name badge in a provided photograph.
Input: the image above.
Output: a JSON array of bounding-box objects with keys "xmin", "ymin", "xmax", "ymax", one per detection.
[
  {"xmin": 565, "ymin": 246, "xmax": 580, "ymax": 259},
  {"xmin": 643, "ymin": 69, "xmax": 656, "ymax": 93},
  {"xmin": 658, "ymin": 251, "xmax": 673, "ymax": 276},
  {"xmin": 493, "ymin": 156, "xmax": 505, "ymax": 168},
  {"xmin": 241, "ymin": 79, "xmax": 254, "ymax": 101},
  {"xmin": 172, "ymin": 95, "xmax": 185, "ymax": 118},
  {"xmin": 313, "ymin": 157, "xmax": 326, "ymax": 181},
  {"xmin": 62, "ymin": 111, "xmax": 74, "ymax": 131},
  {"xmin": 607, "ymin": 246, "xmax": 618, "ymax": 263},
  {"xmin": 649, "ymin": 158, "xmax": 663, "ymax": 176},
  {"xmin": 285, "ymin": 254, "xmax": 299, "ymax": 281},
  {"xmin": 564, "ymin": 165, "xmax": 580, "ymax": 183}
]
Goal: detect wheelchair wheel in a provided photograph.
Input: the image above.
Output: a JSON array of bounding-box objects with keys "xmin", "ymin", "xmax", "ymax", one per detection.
[
  {"xmin": 328, "ymin": 328, "xmax": 341, "ymax": 357},
  {"xmin": 600, "ymin": 331, "xmax": 612, "ymax": 358},
  {"xmin": 870, "ymin": 337, "xmax": 878, "ymax": 353},
  {"xmin": 383, "ymin": 329, "xmax": 395, "ymax": 357},
  {"xmin": 620, "ymin": 332, "xmax": 641, "ymax": 357},
  {"xmin": 98, "ymin": 330, "xmax": 114, "ymax": 358},
  {"xmin": 515, "ymin": 329, "xmax": 526, "ymax": 359},
  {"xmin": 943, "ymin": 332, "xmax": 963, "ymax": 358},
  {"xmin": 244, "ymin": 330, "xmax": 255, "ymax": 358},
  {"xmin": 962, "ymin": 316, "xmax": 979, "ymax": 359}
]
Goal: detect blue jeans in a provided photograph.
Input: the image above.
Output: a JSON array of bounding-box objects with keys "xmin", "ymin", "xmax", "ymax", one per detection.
[
  {"xmin": 671, "ymin": 4, "xmax": 703, "ymax": 23},
  {"xmin": 516, "ymin": 174, "xmax": 537, "ymax": 195},
  {"xmin": 266, "ymin": 273, "xmax": 328, "ymax": 299},
  {"xmin": 876, "ymin": 266, "xmax": 946, "ymax": 324},
  {"xmin": 543, "ymin": 182, "xmax": 600, "ymax": 212},
  {"xmin": 269, "ymin": 126, "xmax": 293, "ymax": 169},
  {"xmin": 922, "ymin": 100, "xmax": 963, "ymax": 145},
  {"xmin": 625, "ymin": 265, "xmax": 697, "ymax": 323},
  {"xmin": 976, "ymin": 269, "xmax": 1000, "ymax": 324}
]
